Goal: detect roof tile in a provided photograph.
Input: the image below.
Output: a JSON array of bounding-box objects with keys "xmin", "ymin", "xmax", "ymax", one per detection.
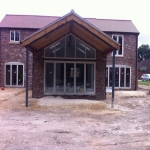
[{"xmin": 0, "ymin": 14, "xmax": 139, "ymax": 33}]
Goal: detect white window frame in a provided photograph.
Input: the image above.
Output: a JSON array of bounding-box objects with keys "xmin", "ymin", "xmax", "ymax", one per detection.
[
  {"xmin": 5, "ymin": 62, "xmax": 24, "ymax": 87},
  {"xmin": 112, "ymin": 35, "xmax": 124, "ymax": 57},
  {"xmin": 44, "ymin": 61, "xmax": 96, "ymax": 95},
  {"xmin": 10, "ymin": 30, "xmax": 20, "ymax": 42},
  {"xmin": 106, "ymin": 65, "xmax": 131, "ymax": 89}
]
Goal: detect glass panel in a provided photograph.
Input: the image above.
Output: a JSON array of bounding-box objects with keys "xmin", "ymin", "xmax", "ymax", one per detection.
[
  {"xmin": 66, "ymin": 35, "xmax": 75, "ymax": 58},
  {"xmin": 45, "ymin": 45, "xmax": 55, "ymax": 57},
  {"xmin": 12, "ymin": 65, "xmax": 17, "ymax": 85},
  {"xmin": 126, "ymin": 68, "xmax": 130, "ymax": 87},
  {"xmin": 76, "ymin": 64, "xmax": 84, "ymax": 93},
  {"xmin": 66, "ymin": 63, "xmax": 74, "ymax": 93},
  {"xmin": 113, "ymin": 36, "xmax": 117, "ymax": 41},
  {"xmin": 6, "ymin": 65, "xmax": 10, "ymax": 85},
  {"xmin": 15, "ymin": 31, "xmax": 20, "ymax": 41},
  {"xmin": 118, "ymin": 36, "xmax": 122, "ymax": 55},
  {"xmin": 109, "ymin": 67, "xmax": 112, "ymax": 87},
  {"xmin": 56, "ymin": 39, "xmax": 65, "ymax": 57},
  {"xmin": 56, "ymin": 63, "xmax": 64, "ymax": 93},
  {"xmin": 86, "ymin": 64, "xmax": 94, "ymax": 94},
  {"xmin": 18, "ymin": 65, "xmax": 23, "ymax": 85},
  {"xmin": 120, "ymin": 68, "xmax": 124, "ymax": 87},
  {"xmin": 11, "ymin": 31, "xmax": 14, "ymax": 41},
  {"xmin": 86, "ymin": 45, "xmax": 95, "ymax": 58},
  {"xmin": 45, "ymin": 63, "xmax": 54, "ymax": 93},
  {"xmin": 113, "ymin": 36, "xmax": 117, "ymax": 55},
  {"xmin": 76, "ymin": 39, "xmax": 85, "ymax": 58},
  {"xmin": 106, "ymin": 67, "xmax": 108, "ymax": 86},
  {"xmin": 115, "ymin": 68, "xmax": 119, "ymax": 87}
]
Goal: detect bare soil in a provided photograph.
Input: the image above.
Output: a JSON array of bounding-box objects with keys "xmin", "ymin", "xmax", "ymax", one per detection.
[{"xmin": 0, "ymin": 87, "xmax": 150, "ymax": 150}]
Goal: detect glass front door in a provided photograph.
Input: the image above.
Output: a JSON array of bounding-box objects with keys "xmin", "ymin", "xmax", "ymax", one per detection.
[
  {"xmin": 56, "ymin": 63, "xmax": 64, "ymax": 93},
  {"xmin": 66, "ymin": 63, "xmax": 74, "ymax": 93},
  {"xmin": 45, "ymin": 63, "xmax": 54, "ymax": 92},
  {"xmin": 45, "ymin": 62, "xmax": 95, "ymax": 95},
  {"xmin": 76, "ymin": 64, "xmax": 84, "ymax": 93},
  {"xmin": 86, "ymin": 64, "xmax": 94, "ymax": 94}
]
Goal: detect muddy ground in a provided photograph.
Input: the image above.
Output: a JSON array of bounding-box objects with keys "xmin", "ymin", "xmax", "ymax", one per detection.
[{"xmin": 0, "ymin": 87, "xmax": 150, "ymax": 150}]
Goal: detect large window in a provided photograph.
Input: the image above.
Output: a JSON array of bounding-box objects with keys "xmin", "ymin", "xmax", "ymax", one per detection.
[
  {"xmin": 44, "ymin": 34, "xmax": 96, "ymax": 59},
  {"xmin": 10, "ymin": 31, "xmax": 20, "ymax": 42},
  {"xmin": 112, "ymin": 35, "xmax": 124, "ymax": 56},
  {"xmin": 44, "ymin": 62, "xmax": 95, "ymax": 95},
  {"xmin": 106, "ymin": 66, "xmax": 131, "ymax": 88},
  {"xmin": 5, "ymin": 62, "xmax": 24, "ymax": 87}
]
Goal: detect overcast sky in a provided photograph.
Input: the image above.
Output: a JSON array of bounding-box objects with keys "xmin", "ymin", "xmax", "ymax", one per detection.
[{"xmin": 0, "ymin": 0, "xmax": 149, "ymax": 47}]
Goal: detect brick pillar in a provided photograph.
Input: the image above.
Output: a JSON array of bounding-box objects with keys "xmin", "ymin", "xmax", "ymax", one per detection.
[{"xmin": 96, "ymin": 50, "xmax": 106, "ymax": 100}]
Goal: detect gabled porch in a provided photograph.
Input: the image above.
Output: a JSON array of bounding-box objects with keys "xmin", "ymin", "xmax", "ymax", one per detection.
[{"xmin": 21, "ymin": 10, "xmax": 120, "ymax": 106}]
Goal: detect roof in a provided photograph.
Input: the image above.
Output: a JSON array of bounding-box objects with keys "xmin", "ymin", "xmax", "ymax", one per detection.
[
  {"xmin": 0, "ymin": 15, "xmax": 59, "ymax": 29},
  {"xmin": 86, "ymin": 18, "xmax": 139, "ymax": 33},
  {"xmin": 0, "ymin": 14, "xmax": 139, "ymax": 33},
  {"xmin": 21, "ymin": 10, "xmax": 120, "ymax": 54}
]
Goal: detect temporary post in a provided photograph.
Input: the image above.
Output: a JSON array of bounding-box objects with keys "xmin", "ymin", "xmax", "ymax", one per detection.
[
  {"xmin": 26, "ymin": 46, "xmax": 29, "ymax": 107},
  {"xmin": 112, "ymin": 49, "xmax": 116, "ymax": 108}
]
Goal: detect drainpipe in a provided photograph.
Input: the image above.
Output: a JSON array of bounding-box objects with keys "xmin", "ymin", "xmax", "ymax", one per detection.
[
  {"xmin": 25, "ymin": 46, "xmax": 29, "ymax": 107},
  {"xmin": 112, "ymin": 49, "xmax": 116, "ymax": 108},
  {"xmin": 135, "ymin": 34, "xmax": 139, "ymax": 90}
]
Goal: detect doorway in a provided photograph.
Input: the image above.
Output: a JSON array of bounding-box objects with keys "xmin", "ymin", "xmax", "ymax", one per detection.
[
  {"xmin": 5, "ymin": 62, "xmax": 24, "ymax": 87},
  {"xmin": 44, "ymin": 61, "xmax": 95, "ymax": 95}
]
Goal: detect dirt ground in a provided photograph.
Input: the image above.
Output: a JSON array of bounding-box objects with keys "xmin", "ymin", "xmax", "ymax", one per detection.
[{"xmin": 0, "ymin": 86, "xmax": 150, "ymax": 150}]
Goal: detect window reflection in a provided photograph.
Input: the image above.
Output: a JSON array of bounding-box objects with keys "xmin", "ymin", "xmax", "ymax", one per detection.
[
  {"xmin": 76, "ymin": 39, "xmax": 85, "ymax": 58},
  {"xmin": 86, "ymin": 64, "xmax": 94, "ymax": 94},
  {"xmin": 56, "ymin": 63, "xmax": 64, "ymax": 93},
  {"xmin": 45, "ymin": 62, "xmax": 95, "ymax": 95},
  {"xmin": 66, "ymin": 35, "xmax": 75, "ymax": 58}
]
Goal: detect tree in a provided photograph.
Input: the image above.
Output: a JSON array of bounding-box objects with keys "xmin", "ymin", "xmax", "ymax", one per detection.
[{"xmin": 138, "ymin": 44, "xmax": 150, "ymax": 62}]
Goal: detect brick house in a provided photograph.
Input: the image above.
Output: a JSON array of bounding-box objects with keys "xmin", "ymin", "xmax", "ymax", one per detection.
[{"xmin": 0, "ymin": 10, "xmax": 139, "ymax": 100}]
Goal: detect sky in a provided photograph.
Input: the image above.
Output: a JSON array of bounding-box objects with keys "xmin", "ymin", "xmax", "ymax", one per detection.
[{"xmin": 0, "ymin": 0, "xmax": 150, "ymax": 47}]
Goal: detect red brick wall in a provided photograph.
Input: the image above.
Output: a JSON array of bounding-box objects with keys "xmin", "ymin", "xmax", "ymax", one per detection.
[
  {"xmin": 0, "ymin": 28, "xmax": 138, "ymax": 99},
  {"xmin": 105, "ymin": 32, "xmax": 138, "ymax": 90},
  {"xmin": 32, "ymin": 50, "xmax": 44, "ymax": 98},
  {"xmin": 0, "ymin": 28, "xmax": 37, "ymax": 88},
  {"xmin": 96, "ymin": 50, "xmax": 106, "ymax": 100}
]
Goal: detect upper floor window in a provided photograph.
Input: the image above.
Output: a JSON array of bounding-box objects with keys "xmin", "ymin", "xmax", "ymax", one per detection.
[
  {"xmin": 112, "ymin": 35, "xmax": 124, "ymax": 56},
  {"xmin": 44, "ymin": 34, "xmax": 96, "ymax": 59},
  {"xmin": 10, "ymin": 31, "xmax": 20, "ymax": 42}
]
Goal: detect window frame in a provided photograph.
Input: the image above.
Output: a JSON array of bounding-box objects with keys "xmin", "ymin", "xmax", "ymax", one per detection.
[
  {"xmin": 44, "ymin": 61, "xmax": 96, "ymax": 95},
  {"xmin": 10, "ymin": 30, "xmax": 20, "ymax": 42},
  {"xmin": 106, "ymin": 65, "xmax": 131, "ymax": 89},
  {"xmin": 44, "ymin": 34, "xmax": 96, "ymax": 60},
  {"xmin": 112, "ymin": 35, "xmax": 124, "ymax": 57},
  {"xmin": 5, "ymin": 62, "xmax": 24, "ymax": 87}
]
